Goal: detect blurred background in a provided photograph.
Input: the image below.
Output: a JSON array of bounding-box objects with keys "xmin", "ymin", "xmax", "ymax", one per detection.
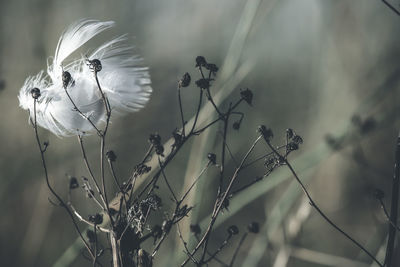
[{"xmin": 1, "ymin": 0, "xmax": 400, "ymax": 266}]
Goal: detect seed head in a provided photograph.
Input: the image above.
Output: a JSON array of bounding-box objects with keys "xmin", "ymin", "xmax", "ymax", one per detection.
[
  {"xmin": 30, "ymin": 88, "xmax": 41, "ymax": 99},
  {"xmin": 195, "ymin": 78, "xmax": 210, "ymax": 89},
  {"xmin": 87, "ymin": 58, "xmax": 102, "ymax": 72},
  {"xmin": 69, "ymin": 176, "xmax": 79, "ymax": 189},
  {"xmin": 232, "ymin": 121, "xmax": 240, "ymax": 130},
  {"xmin": 248, "ymin": 222, "xmax": 259, "ymax": 233},
  {"xmin": 106, "ymin": 150, "xmax": 117, "ymax": 162},
  {"xmin": 207, "ymin": 153, "xmax": 217, "ymax": 165},
  {"xmin": 190, "ymin": 224, "xmax": 201, "ymax": 235},
  {"xmin": 62, "ymin": 71, "xmax": 72, "ymax": 89},
  {"xmin": 227, "ymin": 225, "xmax": 239, "ymax": 235},
  {"xmin": 257, "ymin": 125, "xmax": 273, "ymax": 142},
  {"xmin": 149, "ymin": 133, "xmax": 161, "ymax": 146},
  {"xmin": 88, "ymin": 213, "xmax": 103, "ymax": 225},
  {"xmin": 205, "ymin": 63, "xmax": 219, "ymax": 74},
  {"xmin": 195, "ymin": 56, "xmax": 207, "ymax": 67},
  {"xmin": 240, "ymin": 88, "xmax": 253, "ymax": 105},
  {"xmin": 179, "ymin": 72, "xmax": 191, "ymax": 88}
]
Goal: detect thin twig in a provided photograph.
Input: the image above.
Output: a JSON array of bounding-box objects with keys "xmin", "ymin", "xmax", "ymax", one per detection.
[
  {"xmin": 229, "ymin": 232, "xmax": 247, "ymax": 267},
  {"xmin": 177, "ymin": 223, "xmax": 199, "ymax": 265},
  {"xmin": 108, "ymin": 160, "xmax": 121, "ymax": 191},
  {"xmin": 189, "ymin": 89, "xmax": 204, "ymax": 134},
  {"xmin": 379, "ymin": 198, "xmax": 400, "ymax": 232},
  {"xmin": 193, "ymin": 117, "xmax": 221, "ymax": 135},
  {"xmin": 158, "ymin": 156, "xmax": 178, "ymax": 203},
  {"xmin": 204, "ymin": 234, "xmax": 233, "ymax": 263},
  {"xmin": 180, "ymin": 161, "xmax": 211, "ymax": 203},
  {"xmin": 382, "ymin": 0, "xmax": 400, "ymax": 16},
  {"xmin": 93, "ymin": 225, "xmax": 98, "ymax": 267},
  {"xmin": 182, "ymin": 135, "xmax": 262, "ymax": 266},
  {"xmin": 63, "ymin": 87, "xmax": 102, "ymax": 136},
  {"xmin": 68, "ymin": 203, "xmax": 110, "ymax": 233},
  {"xmin": 385, "ymin": 131, "xmax": 400, "ymax": 267},
  {"xmin": 32, "ymin": 100, "xmax": 95, "ymax": 259},
  {"xmin": 78, "ymin": 135, "xmax": 107, "ymax": 211},
  {"xmin": 178, "ymin": 87, "xmax": 186, "ymax": 137},
  {"xmin": 263, "ymin": 137, "xmax": 383, "ymax": 267}
]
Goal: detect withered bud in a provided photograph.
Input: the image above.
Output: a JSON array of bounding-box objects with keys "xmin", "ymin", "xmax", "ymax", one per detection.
[
  {"xmin": 88, "ymin": 213, "xmax": 103, "ymax": 225},
  {"xmin": 190, "ymin": 224, "xmax": 201, "ymax": 235},
  {"xmin": 287, "ymin": 142, "xmax": 299, "ymax": 152},
  {"xmin": 240, "ymin": 88, "xmax": 253, "ymax": 105},
  {"xmin": 62, "ymin": 71, "xmax": 72, "ymax": 88},
  {"xmin": 257, "ymin": 125, "xmax": 273, "ymax": 142},
  {"xmin": 286, "ymin": 128, "xmax": 294, "ymax": 139},
  {"xmin": 69, "ymin": 176, "xmax": 79, "ymax": 189},
  {"xmin": 30, "ymin": 88, "xmax": 41, "ymax": 99},
  {"xmin": 179, "ymin": 72, "xmax": 191, "ymax": 88},
  {"xmin": 248, "ymin": 222, "xmax": 259, "ymax": 233},
  {"xmin": 149, "ymin": 133, "xmax": 161, "ymax": 145},
  {"xmin": 207, "ymin": 153, "xmax": 217, "ymax": 165},
  {"xmin": 292, "ymin": 135, "xmax": 303, "ymax": 145},
  {"xmin": 205, "ymin": 63, "xmax": 219, "ymax": 73},
  {"xmin": 155, "ymin": 144, "xmax": 164, "ymax": 156},
  {"xmin": 106, "ymin": 150, "xmax": 117, "ymax": 162},
  {"xmin": 221, "ymin": 198, "xmax": 230, "ymax": 211},
  {"xmin": 232, "ymin": 121, "xmax": 240, "ymax": 130},
  {"xmin": 87, "ymin": 59, "xmax": 102, "ymax": 72},
  {"xmin": 195, "ymin": 78, "xmax": 210, "ymax": 89},
  {"xmin": 86, "ymin": 189, "xmax": 94, "ymax": 198},
  {"xmin": 227, "ymin": 225, "xmax": 239, "ymax": 235},
  {"xmin": 172, "ymin": 130, "xmax": 183, "ymax": 146},
  {"xmin": 195, "ymin": 56, "xmax": 207, "ymax": 67}
]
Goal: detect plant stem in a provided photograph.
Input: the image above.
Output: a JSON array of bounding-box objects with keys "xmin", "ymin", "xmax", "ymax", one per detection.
[
  {"xmin": 263, "ymin": 138, "xmax": 383, "ymax": 267},
  {"xmin": 385, "ymin": 131, "xmax": 400, "ymax": 267}
]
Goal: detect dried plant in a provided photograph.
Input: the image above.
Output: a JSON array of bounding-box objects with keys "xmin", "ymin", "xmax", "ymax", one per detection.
[{"xmin": 19, "ymin": 18, "xmax": 400, "ymax": 267}]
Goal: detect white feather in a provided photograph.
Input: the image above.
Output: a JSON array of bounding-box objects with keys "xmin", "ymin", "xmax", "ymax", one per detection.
[
  {"xmin": 48, "ymin": 19, "xmax": 114, "ymax": 80},
  {"xmin": 19, "ymin": 19, "xmax": 152, "ymax": 137}
]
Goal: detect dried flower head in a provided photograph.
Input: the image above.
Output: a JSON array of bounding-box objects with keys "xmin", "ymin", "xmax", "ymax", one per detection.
[
  {"xmin": 240, "ymin": 88, "xmax": 253, "ymax": 105},
  {"xmin": 18, "ymin": 19, "xmax": 152, "ymax": 136},
  {"xmin": 30, "ymin": 88, "xmax": 41, "ymax": 99},
  {"xmin": 106, "ymin": 150, "xmax": 117, "ymax": 162},
  {"xmin": 247, "ymin": 222, "xmax": 259, "ymax": 233},
  {"xmin": 69, "ymin": 176, "xmax": 79, "ymax": 189},
  {"xmin": 227, "ymin": 225, "xmax": 239, "ymax": 235},
  {"xmin": 190, "ymin": 224, "xmax": 201, "ymax": 235},
  {"xmin": 178, "ymin": 72, "xmax": 191, "ymax": 88}
]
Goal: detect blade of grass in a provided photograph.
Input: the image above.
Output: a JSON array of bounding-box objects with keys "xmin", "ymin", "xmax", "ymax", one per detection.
[
  {"xmin": 371, "ymin": 236, "xmax": 388, "ymax": 267},
  {"xmin": 53, "ymin": 237, "xmax": 84, "ymax": 267},
  {"xmin": 240, "ymin": 168, "xmax": 315, "ymax": 267},
  {"xmin": 173, "ymin": 0, "xmax": 263, "ymax": 258},
  {"xmin": 291, "ymin": 246, "xmax": 370, "ymax": 267}
]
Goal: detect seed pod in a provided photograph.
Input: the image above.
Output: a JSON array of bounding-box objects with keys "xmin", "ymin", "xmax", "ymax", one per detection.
[{"xmin": 30, "ymin": 88, "xmax": 41, "ymax": 99}]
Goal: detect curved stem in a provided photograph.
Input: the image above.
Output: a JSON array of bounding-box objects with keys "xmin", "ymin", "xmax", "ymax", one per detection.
[
  {"xmin": 182, "ymin": 136, "xmax": 262, "ymax": 266},
  {"xmin": 63, "ymin": 88, "xmax": 102, "ymax": 136},
  {"xmin": 32, "ymin": 100, "xmax": 95, "ymax": 259},
  {"xmin": 263, "ymin": 138, "xmax": 383, "ymax": 267}
]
